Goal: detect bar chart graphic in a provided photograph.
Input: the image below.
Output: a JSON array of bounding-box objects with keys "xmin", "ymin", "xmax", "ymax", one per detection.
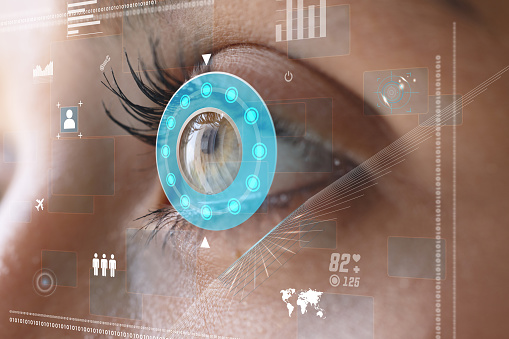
[
  {"xmin": 67, "ymin": 0, "xmax": 101, "ymax": 38},
  {"xmin": 276, "ymin": 0, "xmax": 326, "ymax": 42},
  {"xmin": 276, "ymin": 1, "xmax": 350, "ymax": 59}
]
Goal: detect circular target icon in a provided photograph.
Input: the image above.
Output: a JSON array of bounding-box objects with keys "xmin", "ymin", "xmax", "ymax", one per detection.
[
  {"xmin": 330, "ymin": 274, "xmax": 340, "ymax": 287},
  {"xmin": 382, "ymin": 82, "xmax": 402, "ymax": 102},
  {"xmin": 377, "ymin": 75, "xmax": 412, "ymax": 110},
  {"xmin": 32, "ymin": 268, "xmax": 57, "ymax": 297},
  {"xmin": 156, "ymin": 72, "xmax": 277, "ymax": 230}
]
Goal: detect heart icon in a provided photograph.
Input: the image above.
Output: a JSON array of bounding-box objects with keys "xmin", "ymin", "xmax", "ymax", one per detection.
[{"xmin": 352, "ymin": 254, "xmax": 361, "ymax": 262}]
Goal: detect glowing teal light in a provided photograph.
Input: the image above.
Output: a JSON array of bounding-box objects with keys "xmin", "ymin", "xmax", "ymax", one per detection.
[
  {"xmin": 166, "ymin": 173, "xmax": 176, "ymax": 187},
  {"xmin": 201, "ymin": 82, "xmax": 212, "ymax": 98},
  {"xmin": 180, "ymin": 95, "xmax": 190, "ymax": 109},
  {"xmin": 166, "ymin": 116, "xmax": 176, "ymax": 130},
  {"xmin": 225, "ymin": 87, "xmax": 238, "ymax": 103},
  {"xmin": 161, "ymin": 145, "xmax": 170, "ymax": 158},
  {"xmin": 180, "ymin": 195, "xmax": 190, "ymax": 209},
  {"xmin": 246, "ymin": 174, "xmax": 260, "ymax": 192},
  {"xmin": 252, "ymin": 143, "xmax": 267, "ymax": 160},
  {"xmin": 244, "ymin": 107, "xmax": 259, "ymax": 125},
  {"xmin": 228, "ymin": 198, "xmax": 241, "ymax": 215},
  {"xmin": 201, "ymin": 205, "xmax": 212, "ymax": 220}
]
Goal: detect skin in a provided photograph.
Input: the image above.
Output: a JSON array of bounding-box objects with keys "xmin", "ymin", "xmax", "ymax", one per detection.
[{"xmin": 1, "ymin": 0, "xmax": 508, "ymax": 337}]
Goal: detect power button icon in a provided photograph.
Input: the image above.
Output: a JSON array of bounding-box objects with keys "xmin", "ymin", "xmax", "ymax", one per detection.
[{"xmin": 284, "ymin": 71, "xmax": 293, "ymax": 82}]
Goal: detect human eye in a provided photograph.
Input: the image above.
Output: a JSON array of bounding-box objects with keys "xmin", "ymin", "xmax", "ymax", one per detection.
[
  {"xmin": 4, "ymin": 0, "xmax": 509, "ymax": 338},
  {"xmin": 102, "ymin": 43, "xmax": 390, "ymax": 235}
]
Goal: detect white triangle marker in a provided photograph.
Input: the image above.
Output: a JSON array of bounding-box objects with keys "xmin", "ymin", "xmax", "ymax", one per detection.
[
  {"xmin": 200, "ymin": 237, "xmax": 210, "ymax": 248},
  {"xmin": 202, "ymin": 54, "xmax": 211, "ymax": 65}
]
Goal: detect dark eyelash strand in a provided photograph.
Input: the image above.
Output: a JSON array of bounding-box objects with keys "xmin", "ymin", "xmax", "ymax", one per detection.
[
  {"xmin": 101, "ymin": 39, "xmax": 188, "ymax": 145},
  {"xmin": 132, "ymin": 206, "xmax": 202, "ymax": 261},
  {"xmin": 101, "ymin": 40, "xmax": 197, "ymax": 238},
  {"xmin": 135, "ymin": 206, "xmax": 201, "ymax": 247},
  {"xmin": 101, "ymin": 43, "xmax": 354, "ymax": 241}
]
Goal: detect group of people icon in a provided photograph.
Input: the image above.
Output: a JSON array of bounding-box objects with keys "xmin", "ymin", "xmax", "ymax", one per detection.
[{"xmin": 92, "ymin": 253, "xmax": 116, "ymax": 277}]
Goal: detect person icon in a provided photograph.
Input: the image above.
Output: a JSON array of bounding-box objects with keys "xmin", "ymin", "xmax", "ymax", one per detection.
[
  {"xmin": 100, "ymin": 254, "xmax": 108, "ymax": 277},
  {"xmin": 63, "ymin": 109, "xmax": 75, "ymax": 130},
  {"xmin": 92, "ymin": 253, "xmax": 99, "ymax": 276},
  {"xmin": 109, "ymin": 254, "xmax": 116, "ymax": 278}
]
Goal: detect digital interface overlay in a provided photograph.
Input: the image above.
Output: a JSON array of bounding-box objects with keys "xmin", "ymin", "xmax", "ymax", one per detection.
[{"xmin": 0, "ymin": 1, "xmax": 508, "ymax": 338}]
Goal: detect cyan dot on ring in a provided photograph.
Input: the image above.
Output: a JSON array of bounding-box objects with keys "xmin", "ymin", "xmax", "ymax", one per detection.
[
  {"xmin": 166, "ymin": 173, "xmax": 176, "ymax": 187},
  {"xmin": 246, "ymin": 174, "xmax": 260, "ymax": 192},
  {"xmin": 244, "ymin": 107, "xmax": 259, "ymax": 125},
  {"xmin": 228, "ymin": 198, "xmax": 241, "ymax": 215},
  {"xmin": 252, "ymin": 143, "xmax": 267, "ymax": 160},
  {"xmin": 180, "ymin": 95, "xmax": 190, "ymax": 109},
  {"xmin": 225, "ymin": 87, "xmax": 238, "ymax": 103},
  {"xmin": 180, "ymin": 195, "xmax": 190, "ymax": 209},
  {"xmin": 161, "ymin": 145, "xmax": 170, "ymax": 158},
  {"xmin": 201, "ymin": 82, "xmax": 212, "ymax": 98},
  {"xmin": 166, "ymin": 116, "xmax": 176, "ymax": 130},
  {"xmin": 201, "ymin": 205, "xmax": 212, "ymax": 220}
]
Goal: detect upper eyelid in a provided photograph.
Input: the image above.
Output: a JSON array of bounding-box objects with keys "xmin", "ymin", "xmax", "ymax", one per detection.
[
  {"xmin": 100, "ymin": 42, "xmax": 311, "ymax": 146},
  {"xmin": 100, "ymin": 41, "xmax": 249, "ymax": 145},
  {"xmin": 104, "ymin": 41, "xmax": 392, "ymax": 171},
  {"xmin": 103, "ymin": 43, "xmax": 375, "ymax": 237}
]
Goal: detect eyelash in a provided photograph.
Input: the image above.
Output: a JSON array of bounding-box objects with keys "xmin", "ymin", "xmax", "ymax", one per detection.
[
  {"xmin": 101, "ymin": 39, "xmax": 191, "ymax": 146},
  {"xmin": 102, "ymin": 43, "xmax": 356, "ymax": 237},
  {"xmin": 102, "ymin": 40, "xmax": 194, "ymax": 236}
]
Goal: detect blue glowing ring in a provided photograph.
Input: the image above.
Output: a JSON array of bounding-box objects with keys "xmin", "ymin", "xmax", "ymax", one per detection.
[{"xmin": 156, "ymin": 72, "xmax": 277, "ymax": 230}]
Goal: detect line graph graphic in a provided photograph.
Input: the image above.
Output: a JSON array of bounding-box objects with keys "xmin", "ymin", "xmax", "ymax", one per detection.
[{"xmin": 33, "ymin": 61, "xmax": 53, "ymax": 83}]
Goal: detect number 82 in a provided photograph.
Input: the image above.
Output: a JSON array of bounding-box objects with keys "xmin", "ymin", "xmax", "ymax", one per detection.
[{"xmin": 329, "ymin": 253, "xmax": 351, "ymax": 273}]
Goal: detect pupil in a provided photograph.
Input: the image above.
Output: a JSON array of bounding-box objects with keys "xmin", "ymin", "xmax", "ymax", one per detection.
[{"xmin": 179, "ymin": 111, "xmax": 242, "ymax": 195}]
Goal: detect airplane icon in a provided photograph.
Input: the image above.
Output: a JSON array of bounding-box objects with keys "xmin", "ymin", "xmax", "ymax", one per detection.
[{"xmin": 35, "ymin": 199, "xmax": 44, "ymax": 211}]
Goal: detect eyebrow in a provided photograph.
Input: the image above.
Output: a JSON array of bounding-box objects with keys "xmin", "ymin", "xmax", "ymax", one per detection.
[{"xmin": 123, "ymin": 3, "xmax": 214, "ymax": 66}]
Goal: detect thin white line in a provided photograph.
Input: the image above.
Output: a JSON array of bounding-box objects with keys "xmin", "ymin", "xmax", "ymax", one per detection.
[
  {"xmin": 67, "ymin": 8, "xmax": 85, "ymax": 14},
  {"xmin": 265, "ymin": 238, "xmax": 296, "ymax": 254},
  {"xmin": 262, "ymin": 242, "xmax": 282, "ymax": 265},
  {"xmin": 434, "ymin": 53, "xmax": 442, "ymax": 339},
  {"xmin": 67, "ymin": 29, "xmax": 79, "ymax": 35},
  {"xmin": 258, "ymin": 244, "xmax": 269, "ymax": 277},
  {"xmin": 67, "ymin": 0, "xmax": 97, "ymax": 8},
  {"xmin": 452, "ymin": 21, "xmax": 457, "ymax": 339},
  {"xmin": 67, "ymin": 31, "xmax": 102, "ymax": 37},
  {"xmin": 67, "ymin": 14, "xmax": 93, "ymax": 21},
  {"xmin": 67, "ymin": 20, "xmax": 100, "ymax": 28},
  {"xmin": 168, "ymin": 63, "xmax": 509, "ymax": 331}
]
